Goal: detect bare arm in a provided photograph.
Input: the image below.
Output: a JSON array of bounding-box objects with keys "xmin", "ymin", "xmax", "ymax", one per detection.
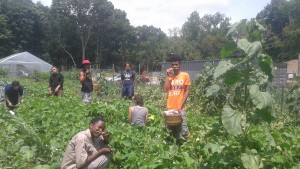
[
  {"xmin": 4, "ymin": 95, "xmax": 12, "ymax": 106},
  {"xmin": 128, "ymin": 107, "xmax": 133, "ymax": 123},
  {"xmin": 18, "ymin": 96, "xmax": 22, "ymax": 104},
  {"xmin": 163, "ymin": 76, "xmax": 171, "ymax": 93},
  {"xmin": 178, "ymin": 85, "xmax": 190, "ymax": 111},
  {"xmin": 145, "ymin": 108, "xmax": 149, "ymax": 124},
  {"xmin": 79, "ymin": 71, "xmax": 85, "ymax": 84}
]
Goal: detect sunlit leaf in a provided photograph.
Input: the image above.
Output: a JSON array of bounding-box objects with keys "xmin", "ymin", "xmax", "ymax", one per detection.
[
  {"xmin": 214, "ymin": 60, "xmax": 234, "ymax": 79},
  {"xmin": 249, "ymin": 85, "xmax": 274, "ymax": 109},
  {"xmin": 222, "ymin": 105, "xmax": 246, "ymax": 136},
  {"xmin": 237, "ymin": 39, "xmax": 262, "ymax": 61},
  {"xmin": 241, "ymin": 153, "xmax": 262, "ymax": 169},
  {"xmin": 206, "ymin": 84, "xmax": 220, "ymax": 97}
]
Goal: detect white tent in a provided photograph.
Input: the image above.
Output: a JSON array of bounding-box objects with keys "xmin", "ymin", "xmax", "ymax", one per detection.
[{"xmin": 0, "ymin": 51, "xmax": 52, "ymax": 76}]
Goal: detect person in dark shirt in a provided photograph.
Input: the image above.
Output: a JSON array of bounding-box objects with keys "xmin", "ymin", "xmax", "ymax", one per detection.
[
  {"xmin": 48, "ymin": 66, "xmax": 64, "ymax": 96},
  {"xmin": 4, "ymin": 81, "xmax": 24, "ymax": 110},
  {"xmin": 80, "ymin": 60, "xmax": 93, "ymax": 104},
  {"xmin": 120, "ymin": 62, "xmax": 135, "ymax": 99}
]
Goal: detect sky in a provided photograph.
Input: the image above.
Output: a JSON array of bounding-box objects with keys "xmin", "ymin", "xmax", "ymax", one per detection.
[{"xmin": 33, "ymin": 0, "xmax": 271, "ymax": 34}]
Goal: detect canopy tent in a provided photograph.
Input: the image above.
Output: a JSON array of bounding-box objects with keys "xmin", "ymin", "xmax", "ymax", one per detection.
[{"xmin": 0, "ymin": 52, "xmax": 52, "ymax": 76}]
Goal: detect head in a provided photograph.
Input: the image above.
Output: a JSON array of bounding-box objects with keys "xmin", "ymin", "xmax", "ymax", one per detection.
[
  {"xmin": 124, "ymin": 62, "xmax": 131, "ymax": 71},
  {"xmin": 170, "ymin": 55, "xmax": 181, "ymax": 74},
  {"xmin": 134, "ymin": 95, "xmax": 143, "ymax": 106},
  {"xmin": 89, "ymin": 117, "xmax": 105, "ymax": 138},
  {"xmin": 82, "ymin": 60, "xmax": 91, "ymax": 70},
  {"xmin": 51, "ymin": 66, "xmax": 59, "ymax": 74},
  {"xmin": 11, "ymin": 81, "xmax": 20, "ymax": 90}
]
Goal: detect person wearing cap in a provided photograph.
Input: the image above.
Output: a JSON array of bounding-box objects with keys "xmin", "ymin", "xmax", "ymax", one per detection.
[
  {"xmin": 48, "ymin": 66, "xmax": 64, "ymax": 96},
  {"xmin": 80, "ymin": 60, "xmax": 93, "ymax": 104},
  {"xmin": 4, "ymin": 81, "xmax": 24, "ymax": 110}
]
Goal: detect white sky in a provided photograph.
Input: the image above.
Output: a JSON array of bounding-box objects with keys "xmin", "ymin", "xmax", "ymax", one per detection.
[{"xmin": 33, "ymin": 0, "xmax": 271, "ymax": 34}]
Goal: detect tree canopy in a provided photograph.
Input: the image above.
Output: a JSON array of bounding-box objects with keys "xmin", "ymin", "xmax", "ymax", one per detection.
[{"xmin": 0, "ymin": 0, "xmax": 299, "ymax": 70}]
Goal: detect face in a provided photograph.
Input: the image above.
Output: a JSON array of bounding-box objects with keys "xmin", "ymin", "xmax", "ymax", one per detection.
[
  {"xmin": 51, "ymin": 67, "xmax": 58, "ymax": 74},
  {"xmin": 89, "ymin": 120, "xmax": 105, "ymax": 138},
  {"xmin": 171, "ymin": 61, "xmax": 180, "ymax": 72},
  {"xmin": 125, "ymin": 64, "xmax": 131, "ymax": 70},
  {"xmin": 13, "ymin": 85, "xmax": 19, "ymax": 90},
  {"xmin": 84, "ymin": 64, "xmax": 90, "ymax": 69}
]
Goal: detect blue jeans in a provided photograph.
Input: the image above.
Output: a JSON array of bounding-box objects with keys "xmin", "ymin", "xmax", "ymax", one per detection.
[{"xmin": 121, "ymin": 85, "xmax": 134, "ymax": 98}]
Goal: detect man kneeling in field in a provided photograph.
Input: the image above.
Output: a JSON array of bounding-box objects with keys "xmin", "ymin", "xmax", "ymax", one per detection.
[{"xmin": 61, "ymin": 117, "xmax": 112, "ymax": 169}]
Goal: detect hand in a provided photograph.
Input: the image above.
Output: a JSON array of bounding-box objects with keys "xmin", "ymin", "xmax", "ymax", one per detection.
[
  {"xmin": 8, "ymin": 102, "xmax": 13, "ymax": 107},
  {"xmin": 102, "ymin": 131, "xmax": 109, "ymax": 140},
  {"xmin": 100, "ymin": 147, "xmax": 112, "ymax": 155},
  {"xmin": 166, "ymin": 68, "xmax": 174, "ymax": 77},
  {"xmin": 54, "ymin": 88, "xmax": 59, "ymax": 93},
  {"xmin": 48, "ymin": 90, "xmax": 52, "ymax": 95}
]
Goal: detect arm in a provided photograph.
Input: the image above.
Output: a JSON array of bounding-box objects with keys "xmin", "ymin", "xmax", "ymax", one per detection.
[
  {"xmin": 163, "ymin": 76, "xmax": 171, "ymax": 93},
  {"xmin": 178, "ymin": 85, "xmax": 190, "ymax": 111},
  {"xmin": 18, "ymin": 87, "xmax": 23, "ymax": 104},
  {"xmin": 145, "ymin": 108, "xmax": 149, "ymax": 124},
  {"xmin": 79, "ymin": 71, "xmax": 85, "ymax": 84},
  {"xmin": 55, "ymin": 74, "xmax": 63, "ymax": 92},
  {"xmin": 74, "ymin": 136, "xmax": 110, "ymax": 168},
  {"xmin": 128, "ymin": 107, "xmax": 133, "ymax": 123},
  {"xmin": 18, "ymin": 96, "xmax": 22, "ymax": 104},
  {"xmin": 4, "ymin": 95, "xmax": 12, "ymax": 106}
]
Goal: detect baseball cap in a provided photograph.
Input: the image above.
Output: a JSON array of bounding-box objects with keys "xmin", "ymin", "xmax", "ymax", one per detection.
[{"xmin": 82, "ymin": 60, "xmax": 91, "ymax": 65}]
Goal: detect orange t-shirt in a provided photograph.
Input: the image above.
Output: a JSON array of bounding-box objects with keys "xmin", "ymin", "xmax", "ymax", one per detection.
[{"xmin": 166, "ymin": 71, "xmax": 191, "ymax": 110}]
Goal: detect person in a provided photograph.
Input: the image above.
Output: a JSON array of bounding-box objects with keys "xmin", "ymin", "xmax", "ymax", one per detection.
[
  {"xmin": 48, "ymin": 66, "xmax": 64, "ymax": 96},
  {"xmin": 4, "ymin": 81, "xmax": 24, "ymax": 111},
  {"xmin": 120, "ymin": 62, "xmax": 135, "ymax": 99},
  {"xmin": 128, "ymin": 95, "xmax": 148, "ymax": 126},
  {"xmin": 61, "ymin": 117, "xmax": 112, "ymax": 169},
  {"xmin": 163, "ymin": 55, "xmax": 191, "ymax": 141},
  {"xmin": 80, "ymin": 60, "xmax": 93, "ymax": 104}
]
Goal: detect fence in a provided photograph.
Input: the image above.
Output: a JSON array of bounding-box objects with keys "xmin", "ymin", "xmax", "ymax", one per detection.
[{"xmin": 161, "ymin": 59, "xmax": 288, "ymax": 87}]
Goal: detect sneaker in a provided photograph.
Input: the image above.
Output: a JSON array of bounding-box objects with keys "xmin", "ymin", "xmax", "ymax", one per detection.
[{"xmin": 9, "ymin": 110, "xmax": 15, "ymax": 115}]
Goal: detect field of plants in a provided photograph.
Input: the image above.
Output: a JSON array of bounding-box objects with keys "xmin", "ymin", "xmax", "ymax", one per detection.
[{"xmin": 1, "ymin": 20, "xmax": 300, "ymax": 169}]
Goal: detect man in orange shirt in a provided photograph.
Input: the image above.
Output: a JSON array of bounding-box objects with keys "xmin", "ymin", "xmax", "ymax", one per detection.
[{"xmin": 163, "ymin": 55, "xmax": 191, "ymax": 141}]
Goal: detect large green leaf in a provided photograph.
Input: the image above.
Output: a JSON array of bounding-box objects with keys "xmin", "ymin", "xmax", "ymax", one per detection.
[
  {"xmin": 220, "ymin": 42, "xmax": 236, "ymax": 59},
  {"xmin": 226, "ymin": 19, "xmax": 246, "ymax": 37},
  {"xmin": 206, "ymin": 84, "xmax": 220, "ymax": 97},
  {"xmin": 222, "ymin": 105, "xmax": 246, "ymax": 136},
  {"xmin": 237, "ymin": 39, "xmax": 262, "ymax": 61},
  {"xmin": 249, "ymin": 85, "xmax": 274, "ymax": 109},
  {"xmin": 214, "ymin": 60, "xmax": 234, "ymax": 79},
  {"xmin": 241, "ymin": 153, "xmax": 262, "ymax": 169},
  {"xmin": 258, "ymin": 54, "xmax": 273, "ymax": 81},
  {"xmin": 224, "ymin": 69, "xmax": 241, "ymax": 86}
]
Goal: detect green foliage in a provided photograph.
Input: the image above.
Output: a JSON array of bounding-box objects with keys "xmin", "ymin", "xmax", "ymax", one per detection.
[
  {"xmin": 31, "ymin": 71, "xmax": 49, "ymax": 82},
  {"xmin": 1, "ymin": 72, "xmax": 300, "ymax": 168}
]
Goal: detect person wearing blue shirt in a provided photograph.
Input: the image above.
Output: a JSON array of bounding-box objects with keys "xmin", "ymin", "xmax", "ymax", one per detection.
[
  {"xmin": 120, "ymin": 62, "xmax": 135, "ymax": 99},
  {"xmin": 4, "ymin": 81, "xmax": 23, "ymax": 110}
]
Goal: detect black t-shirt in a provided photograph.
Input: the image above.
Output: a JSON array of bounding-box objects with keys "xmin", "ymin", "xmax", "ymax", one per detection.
[
  {"xmin": 49, "ymin": 73, "xmax": 64, "ymax": 91},
  {"xmin": 121, "ymin": 70, "xmax": 135, "ymax": 86},
  {"xmin": 81, "ymin": 70, "xmax": 93, "ymax": 93}
]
